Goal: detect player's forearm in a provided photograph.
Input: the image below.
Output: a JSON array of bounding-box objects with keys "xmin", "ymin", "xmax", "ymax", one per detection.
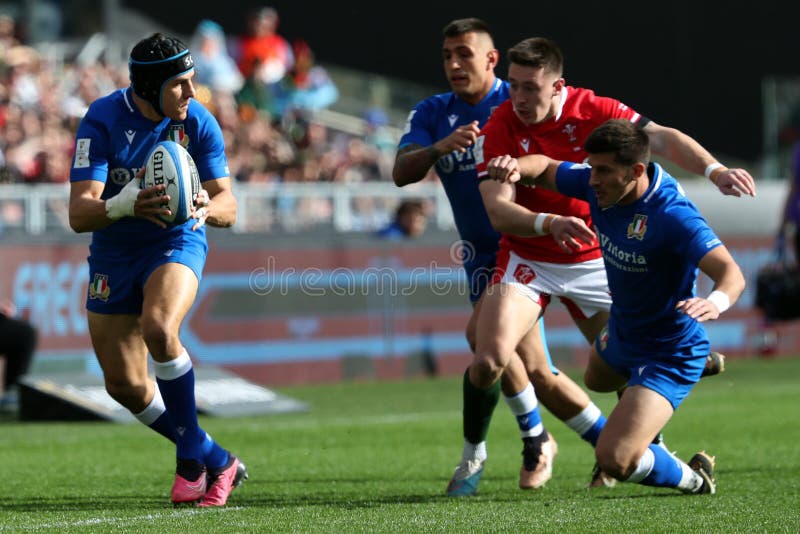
[
  {"xmin": 205, "ymin": 189, "xmax": 237, "ymax": 228},
  {"xmin": 709, "ymin": 269, "xmax": 746, "ymax": 310},
  {"xmin": 392, "ymin": 145, "xmax": 441, "ymax": 187},
  {"xmin": 68, "ymin": 197, "xmax": 114, "ymax": 233},
  {"xmin": 483, "ymin": 199, "xmax": 540, "ymax": 237},
  {"xmin": 517, "ymin": 155, "xmax": 559, "ymax": 190},
  {"xmin": 517, "ymin": 154, "xmax": 550, "ymax": 179},
  {"xmin": 699, "ymin": 247, "xmax": 746, "ymax": 311},
  {"xmin": 648, "ymin": 125, "xmax": 717, "ymax": 178}
]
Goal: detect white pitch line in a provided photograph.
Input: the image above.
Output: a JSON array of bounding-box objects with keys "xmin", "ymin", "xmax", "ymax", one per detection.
[
  {"xmin": 4, "ymin": 507, "xmax": 244, "ymax": 532},
  {"xmin": 2, "ymin": 411, "xmax": 461, "ymax": 531}
]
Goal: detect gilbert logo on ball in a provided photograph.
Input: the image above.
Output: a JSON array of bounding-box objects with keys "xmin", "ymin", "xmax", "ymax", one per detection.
[{"xmin": 142, "ymin": 140, "xmax": 201, "ymax": 226}]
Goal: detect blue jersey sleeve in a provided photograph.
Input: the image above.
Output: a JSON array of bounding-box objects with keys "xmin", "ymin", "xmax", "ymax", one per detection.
[
  {"xmin": 668, "ymin": 206, "xmax": 723, "ymax": 265},
  {"xmin": 398, "ymin": 99, "xmax": 436, "ymax": 149},
  {"xmin": 554, "ymin": 161, "xmax": 592, "ymax": 201},
  {"xmin": 70, "ymin": 110, "xmax": 111, "ymax": 183},
  {"xmin": 188, "ymin": 103, "xmax": 229, "ymax": 181}
]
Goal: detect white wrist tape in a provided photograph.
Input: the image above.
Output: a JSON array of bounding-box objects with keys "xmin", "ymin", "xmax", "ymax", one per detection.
[
  {"xmin": 706, "ymin": 290, "xmax": 730, "ymax": 313},
  {"xmin": 704, "ymin": 162, "xmax": 724, "ymax": 180},
  {"xmin": 534, "ymin": 212, "xmax": 551, "ymax": 235},
  {"xmin": 105, "ymin": 178, "xmax": 141, "ymax": 220}
]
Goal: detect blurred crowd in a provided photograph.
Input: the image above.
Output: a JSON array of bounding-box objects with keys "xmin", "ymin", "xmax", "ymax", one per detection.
[{"xmin": 0, "ymin": 7, "xmax": 424, "ymax": 234}]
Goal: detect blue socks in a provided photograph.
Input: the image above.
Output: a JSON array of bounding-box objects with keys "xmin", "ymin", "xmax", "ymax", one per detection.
[
  {"xmin": 152, "ymin": 350, "xmax": 205, "ymax": 463},
  {"xmin": 640, "ymin": 444, "xmax": 683, "ymax": 487}
]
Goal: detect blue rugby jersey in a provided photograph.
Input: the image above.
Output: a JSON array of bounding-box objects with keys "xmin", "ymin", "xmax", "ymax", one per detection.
[
  {"xmin": 398, "ymin": 78, "xmax": 508, "ymax": 263},
  {"xmin": 556, "ymin": 162, "xmax": 723, "ymax": 355},
  {"xmin": 70, "ymin": 87, "xmax": 229, "ymax": 249}
]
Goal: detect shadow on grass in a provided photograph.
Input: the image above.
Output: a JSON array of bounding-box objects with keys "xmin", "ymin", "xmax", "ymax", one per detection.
[
  {"xmin": 0, "ymin": 474, "xmax": 715, "ymax": 513},
  {"xmin": 0, "ymin": 495, "xmax": 168, "ymax": 513},
  {"xmin": 0, "ymin": 486, "xmax": 580, "ymax": 513}
]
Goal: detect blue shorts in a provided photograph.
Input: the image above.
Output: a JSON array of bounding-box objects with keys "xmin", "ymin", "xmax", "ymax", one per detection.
[
  {"xmin": 464, "ymin": 252, "xmax": 496, "ymax": 304},
  {"xmin": 85, "ymin": 232, "xmax": 207, "ymax": 315},
  {"xmin": 595, "ymin": 320, "xmax": 706, "ymax": 409}
]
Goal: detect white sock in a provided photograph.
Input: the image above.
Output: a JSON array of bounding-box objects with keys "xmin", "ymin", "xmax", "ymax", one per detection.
[
  {"xmin": 504, "ymin": 382, "xmax": 538, "ymax": 413},
  {"xmin": 503, "ymin": 382, "xmax": 544, "ymax": 437},
  {"xmin": 133, "ymin": 384, "xmax": 166, "ymax": 425},
  {"xmin": 625, "ymin": 447, "xmax": 655, "ymax": 483},
  {"xmin": 463, "ymin": 440, "xmax": 487, "ymax": 462},
  {"xmin": 677, "ymin": 460, "xmax": 704, "ymax": 492},
  {"xmin": 152, "ymin": 350, "xmax": 193, "ymax": 380},
  {"xmin": 565, "ymin": 402, "xmax": 602, "ymax": 436}
]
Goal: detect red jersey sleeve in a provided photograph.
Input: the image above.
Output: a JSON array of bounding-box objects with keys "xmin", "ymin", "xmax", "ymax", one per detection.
[
  {"xmin": 475, "ymin": 101, "xmax": 516, "ymax": 180},
  {"xmin": 580, "ymin": 89, "xmax": 642, "ymax": 125}
]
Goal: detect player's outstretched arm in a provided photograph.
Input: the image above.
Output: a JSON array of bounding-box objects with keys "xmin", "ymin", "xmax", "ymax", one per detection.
[
  {"xmin": 484, "ymin": 154, "xmax": 559, "ymax": 188},
  {"xmin": 392, "ymin": 120, "xmax": 481, "ymax": 187},
  {"xmin": 515, "ymin": 154, "xmax": 561, "ymax": 189},
  {"xmin": 675, "ymin": 246, "xmax": 746, "ymax": 322},
  {"xmin": 644, "ymin": 121, "xmax": 756, "ymax": 197}
]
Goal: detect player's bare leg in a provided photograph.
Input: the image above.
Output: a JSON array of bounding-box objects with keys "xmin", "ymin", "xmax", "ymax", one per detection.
[
  {"xmin": 592, "ymin": 381, "xmax": 715, "ymax": 494},
  {"xmin": 474, "ymin": 284, "xmax": 554, "ymax": 489},
  {"xmin": 518, "ymin": 311, "xmax": 616, "ymax": 487},
  {"xmin": 89, "ymin": 312, "xmax": 152, "ymax": 413}
]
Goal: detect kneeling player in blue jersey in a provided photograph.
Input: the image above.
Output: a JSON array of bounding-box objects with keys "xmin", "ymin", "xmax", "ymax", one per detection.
[
  {"xmin": 69, "ymin": 33, "xmax": 246, "ymax": 506},
  {"xmin": 484, "ymin": 118, "xmax": 746, "ymax": 494}
]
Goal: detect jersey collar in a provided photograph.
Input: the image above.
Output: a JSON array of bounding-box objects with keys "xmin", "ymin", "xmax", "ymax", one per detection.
[
  {"xmin": 123, "ymin": 87, "xmax": 136, "ymax": 113},
  {"xmin": 641, "ymin": 162, "xmax": 663, "ymax": 204},
  {"xmin": 554, "ymin": 86, "xmax": 568, "ymax": 122}
]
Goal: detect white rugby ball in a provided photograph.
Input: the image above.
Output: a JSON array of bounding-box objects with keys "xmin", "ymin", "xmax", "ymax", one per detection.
[{"xmin": 141, "ymin": 141, "xmax": 201, "ymax": 226}]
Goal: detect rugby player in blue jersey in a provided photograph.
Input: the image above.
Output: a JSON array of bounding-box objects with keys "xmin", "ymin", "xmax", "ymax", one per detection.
[
  {"xmin": 69, "ymin": 33, "xmax": 245, "ymax": 506},
  {"xmin": 393, "ymin": 18, "xmax": 612, "ymax": 495},
  {"xmin": 484, "ymin": 118, "xmax": 746, "ymax": 494}
]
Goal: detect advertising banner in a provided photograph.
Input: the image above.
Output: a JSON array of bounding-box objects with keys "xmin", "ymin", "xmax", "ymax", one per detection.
[{"xmin": 1, "ymin": 236, "xmax": 793, "ymax": 386}]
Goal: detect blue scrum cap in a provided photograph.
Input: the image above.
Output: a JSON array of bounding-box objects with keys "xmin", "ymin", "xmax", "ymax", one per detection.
[{"xmin": 129, "ymin": 33, "xmax": 194, "ymax": 116}]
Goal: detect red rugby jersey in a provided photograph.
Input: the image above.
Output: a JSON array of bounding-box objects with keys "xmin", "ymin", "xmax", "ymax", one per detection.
[{"xmin": 476, "ymin": 86, "xmax": 643, "ymax": 264}]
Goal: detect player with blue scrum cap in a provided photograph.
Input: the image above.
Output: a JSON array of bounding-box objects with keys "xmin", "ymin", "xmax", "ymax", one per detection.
[
  {"xmin": 69, "ymin": 33, "xmax": 245, "ymax": 506},
  {"xmin": 484, "ymin": 118, "xmax": 746, "ymax": 494}
]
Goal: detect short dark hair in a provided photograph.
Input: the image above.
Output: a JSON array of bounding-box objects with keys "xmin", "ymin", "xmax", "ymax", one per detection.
[
  {"xmin": 129, "ymin": 33, "xmax": 194, "ymax": 115},
  {"xmin": 442, "ymin": 18, "xmax": 492, "ymax": 39},
  {"xmin": 396, "ymin": 199, "xmax": 425, "ymax": 219},
  {"xmin": 507, "ymin": 37, "xmax": 563, "ymax": 76},
  {"xmin": 584, "ymin": 119, "xmax": 651, "ymax": 166}
]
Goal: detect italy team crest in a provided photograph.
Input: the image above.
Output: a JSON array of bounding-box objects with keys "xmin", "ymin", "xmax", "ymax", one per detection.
[
  {"xmin": 89, "ymin": 273, "xmax": 111, "ymax": 301},
  {"xmin": 168, "ymin": 125, "xmax": 190, "ymax": 148},
  {"xmin": 627, "ymin": 214, "xmax": 648, "ymax": 241}
]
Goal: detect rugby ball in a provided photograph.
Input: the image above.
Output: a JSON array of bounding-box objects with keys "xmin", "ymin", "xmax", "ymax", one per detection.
[{"xmin": 141, "ymin": 141, "xmax": 201, "ymax": 226}]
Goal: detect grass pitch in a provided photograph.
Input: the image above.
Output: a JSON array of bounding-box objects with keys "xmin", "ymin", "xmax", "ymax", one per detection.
[{"xmin": 0, "ymin": 356, "xmax": 798, "ymax": 533}]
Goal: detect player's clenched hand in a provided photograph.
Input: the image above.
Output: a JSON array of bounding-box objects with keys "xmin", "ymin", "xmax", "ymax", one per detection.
[
  {"xmin": 675, "ymin": 296, "xmax": 721, "ymax": 321},
  {"xmin": 713, "ymin": 168, "xmax": 756, "ymax": 197},
  {"xmin": 549, "ymin": 215, "xmax": 596, "ymax": 252},
  {"xmin": 487, "ymin": 155, "xmax": 522, "ymax": 184},
  {"xmin": 132, "ymin": 167, "xmax": 171, "ymax": 228},
  {"xmin": 438, "ymin": 120, "xmax": 480, "ymax": 153},
  {"xmin": 191, "ymin": 189, "xmax": 210, "ymax": 231}
]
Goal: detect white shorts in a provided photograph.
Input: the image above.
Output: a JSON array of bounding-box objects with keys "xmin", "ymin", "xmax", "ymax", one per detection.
[{"xmin": 494, "ymin": 251, "xmax": 611, "ymax": 319}]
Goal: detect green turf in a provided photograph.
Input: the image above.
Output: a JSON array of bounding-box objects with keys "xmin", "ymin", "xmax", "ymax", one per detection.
[{"xmin": 1, "ymin": 357, "xmax": 798, "ymax": 533}]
